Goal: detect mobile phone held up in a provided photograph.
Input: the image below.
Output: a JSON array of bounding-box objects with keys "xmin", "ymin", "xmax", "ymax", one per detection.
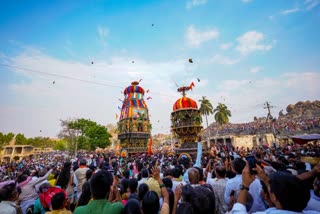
[{"xmin": 245, "ymin": 155, "xmax": 257, "ymax": 175}]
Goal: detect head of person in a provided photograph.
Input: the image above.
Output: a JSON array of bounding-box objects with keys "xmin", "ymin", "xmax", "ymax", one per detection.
[
  {"xmin": 190, "ymin": 186, "xmax": 215, "ymax": 214},
  {"xmin": 86, "ymin": 169, "xmax": 93, "ymax": 181},
  {"xmin": 163, "ymin": 169, "xmax": 172, "ymax": 177},
  {"xmin": 141, "ymin": 169, "xmax": 149, "ymax": 178},
  {"xmin": 179, "ymin": 156, "xmax": 190, "ymax": 170},
  {"xmin": 121, "ymin": 178, "xmax": 130, "ymax": 194},
  {"xmin": 73, "ymin": 162, "xmax": 79, "ymax": 171},
  {"xmin": 89, "ymin": 170, "xmax": 113, "ymax": 199},
  {"xmin": 0, "ymin": 183, "xmax": 20, "ymax": 202},
  {"xmin": 188, "ymin": 168, "xmax": 200, "ymax": 184},
  {"xmin": 128, "ymin": 178, "xmax": 138, "ymax": 193},
  {"xmin": 124, "ymin": 199, "xmax": 142, "ymax": 214},
  {"xmin": 123, "ymin": 169, "xmax": 130, "ymax": 179},
  {"xmin": 181, "ymin": 185, "xmax": 195, "ymax": 203},
  {"xmin": 172, "ymin": 167, "xmax": 181, "ymax": 179},
  {"xmin": 138, "ymin": 183, "xmax": 149, "ymax": 201},
  {"xmin": 268, "ymin": 171, "xmax": 310, "ymax": 212},
  {"xmin": 232, "ymin": 158, "xmax": 246, "ymax": 174},
  {"xmin": 271, "ymin": 161, "xmax": 286, "ymax": 171},
  {"xmin": 38, "ymin": 168, "xmax": 48, "ymax": 177},
  {"xmin": 79, "ymin": 159, "xmax": 87, "ymax": 166},
  {"xmin": 225, "ymin": 170, "xmax": 236, "ymax": 179},
  {"xmin": 142, "ymin": 191, "xmax": 160, "ymax": 214},
  {"xmin": 56, "ymin": 161, "xmax": 71, "ymax": 189},
  {"xmin": 162, "ymin": 177, "xmax": 173, "ymax": 189},
  {"xmin": 215, "ymin": 165, "xmax": 226, "ymax": 178},
  {"xmin": 193, "ymin": 167, "xmax": 204, "ymax": 182},
  {"xmin": 51, "ymin": 192, "xmax": 67, "ymax": 210},
  {"xmin": 17, "ymin": 173, "xmax": 28, "ymax": 184},
  {"xmin": 39, "ymin": 183, "xmax": 51, "ymax": 194}
]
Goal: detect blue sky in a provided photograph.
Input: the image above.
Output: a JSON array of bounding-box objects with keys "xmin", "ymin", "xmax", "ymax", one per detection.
[{"xmin": 0, "ymin": 0, "xmax": 320, "ymax": 137}]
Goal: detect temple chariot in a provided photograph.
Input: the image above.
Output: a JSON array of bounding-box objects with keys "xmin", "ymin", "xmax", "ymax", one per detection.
[
  {"xmin": 117, "ymin": 81, "xmax": 152, "ymax": 156},
  {"xmin": 171, "ymin": 85, "xmax": 203, "ymax": 155}
]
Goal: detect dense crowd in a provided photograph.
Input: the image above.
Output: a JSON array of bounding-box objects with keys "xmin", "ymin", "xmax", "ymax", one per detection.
[
  {"xmin": 207, "ymin": 117, "xmax": 320, "ymax": 136},
  {"xmin": 1, "ymin": 140, "xmax": 320, "ymax": 214}
]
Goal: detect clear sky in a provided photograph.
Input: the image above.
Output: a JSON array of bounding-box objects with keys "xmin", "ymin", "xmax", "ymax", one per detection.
[{"xmin": 0, "ymin": 0, "xmax": 320, "ymax": 138}]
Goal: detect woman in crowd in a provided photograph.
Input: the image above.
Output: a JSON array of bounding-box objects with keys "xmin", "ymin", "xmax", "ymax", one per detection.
[{"xmin": 55, "ymin": 162, "xmax": 75, "ymax": 203}]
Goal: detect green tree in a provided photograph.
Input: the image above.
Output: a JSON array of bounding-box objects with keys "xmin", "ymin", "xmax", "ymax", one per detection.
[
  {"xmin": 15, "ymin": 133, "xmax": 27, "ymax": 145},
  {"xmin": 214, "ymin": 103, "xmax": 232, "ymax": 127},
  {"xmin": 58, "ymin": 118, "xmax": 111, "ymax": 152},
  {"xmin": 54, "ymin": 140, "xmax": 67, "ymax": 151},
  {"xmin": 0, "ymin": 132, "xmax": 4, "ymax": 146},
  {"xmin": 199, "ymin": 96, "xmax": 214, "ymax": 147},
  {"xmin": 4, "ymin": 132, "xmax": 15, "ymax": 145}
]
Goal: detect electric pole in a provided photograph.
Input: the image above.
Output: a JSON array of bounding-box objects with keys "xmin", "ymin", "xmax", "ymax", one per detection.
[
  {"xmin": 264, "ymin": 101, "xmax": 274, "ymax": 123},
  {"xmin": 264, "ymin": 101, "xmax": 278, "ymax": 146}
]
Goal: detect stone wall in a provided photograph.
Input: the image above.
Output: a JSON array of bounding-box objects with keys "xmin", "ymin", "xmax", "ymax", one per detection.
[{"xmin": 232, "ymin": 133, "xmax": 275, "ymax": 148}]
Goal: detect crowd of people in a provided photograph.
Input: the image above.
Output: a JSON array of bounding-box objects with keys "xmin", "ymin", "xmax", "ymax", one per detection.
[
  {"xmin": 0, "ymin": 139, "xmax": 320, "ymax": 214},
  {"xmin": 207, "ymin": 117, "xmax": 320, "ymax": 136}
]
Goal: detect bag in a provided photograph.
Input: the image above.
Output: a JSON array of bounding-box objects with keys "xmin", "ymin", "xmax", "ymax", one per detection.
[{"xmin": 40, "ymin": 187, "xmax": 66, "ymax": 209}]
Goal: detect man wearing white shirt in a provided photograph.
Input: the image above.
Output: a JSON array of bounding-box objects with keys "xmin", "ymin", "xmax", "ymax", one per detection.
[
  {"xmin": 207, "ymin": 165, "xmax": 228, "ymax": 214},
  {"xmin": 171, "ymin": 167, "xmax": 185, "ymax": 192},
  {"xmin": 224, "ymin": 158, "xmax": 265, "ymax": 213},
  {"xmin": 138, "ymin": 169, "xmax": 149, "ymax": 188}
]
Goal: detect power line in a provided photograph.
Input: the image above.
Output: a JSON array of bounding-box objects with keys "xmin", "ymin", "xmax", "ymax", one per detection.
[
  {"xmin": 0, "ymin": 63, "xmax": 124, "ymax": 88},
  {"xmin": 0, "ymin": 63, "xmax": 177, "ymax": 98}
]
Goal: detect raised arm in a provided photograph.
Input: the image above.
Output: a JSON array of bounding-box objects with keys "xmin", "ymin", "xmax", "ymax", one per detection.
[
  {"xmin": 193, "ymin": 137, "xmax": 202, "ymax": 168},
  {"xmin": 297, "ymin": 163, "xmax": 320, "ymax": 181},
  {"xmin": 30, "ymin": 169, "xmax": 53, "ymax": 186},
  {"xmin": 231, "ymin": 162, "xmax": 255, "ymax": 214},
  {"xmin": 172, "ymin": 184, "xmax": 182, "ymax": 214},
  {"xmin": 152, "ymin": 165, "xmax": 169, "ymax": 205}
]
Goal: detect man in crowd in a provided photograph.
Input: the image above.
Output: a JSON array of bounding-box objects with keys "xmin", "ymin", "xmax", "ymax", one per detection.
[
  {"xmin": 231, "ymin": 162, "xmax": 320, "ymax": 214},
  {"xmin": 207, "ymin": 165, "xmax": 228, "ymax": 214},
  {"xmin": 73, "ymin": 170, "xmax": 123, "ymax": 214},
  {"xmin": 74, "ymin": 159, "xmax": 88, "ymax": 198},
  {"xmin": 224, "ymin": 158, "xmax": 265, "ymax": 213}
]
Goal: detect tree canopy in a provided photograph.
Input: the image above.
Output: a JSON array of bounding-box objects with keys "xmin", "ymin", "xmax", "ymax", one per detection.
[
  {"xmin": 0, "ymin": 132, "xmax": 66, "ymax": 149},
  {"xmin": 199, "ymin": 96, "xmax": 213, "ymax": 127},
  {"xmin": 58, "ymin": 118, "xmax": 112, "ymax": 151},
  {"xmin": 0, "ymin": 132, "xmax": 15, "ymax": 146},
  {"xmin": 199, "ymin": 96, "xmax": 214, "ymax": 117},
  {"xmin": 214, "ymin": 103, "xmax": 232, "ymax": 126}
]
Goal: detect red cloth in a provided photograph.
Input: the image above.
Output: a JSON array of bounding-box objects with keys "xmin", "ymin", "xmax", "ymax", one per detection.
[{"xmin": 40, "ymin": 187, "xmax": 67, "ymax": 209}]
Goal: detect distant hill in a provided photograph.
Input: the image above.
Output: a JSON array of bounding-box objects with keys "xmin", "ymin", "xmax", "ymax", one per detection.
[{"xmin": 279, "ymin": 100, "xmax": 320, "ymax": 120}]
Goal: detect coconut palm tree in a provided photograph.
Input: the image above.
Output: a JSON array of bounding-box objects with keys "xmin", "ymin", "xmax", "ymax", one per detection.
[
  {"xmin": 214, "ymin": 103, "xmax": 232, "ymax": 127},
  {"xmin": 199, "ymin": 96, "xmax": 214, "ymax": 147}
]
